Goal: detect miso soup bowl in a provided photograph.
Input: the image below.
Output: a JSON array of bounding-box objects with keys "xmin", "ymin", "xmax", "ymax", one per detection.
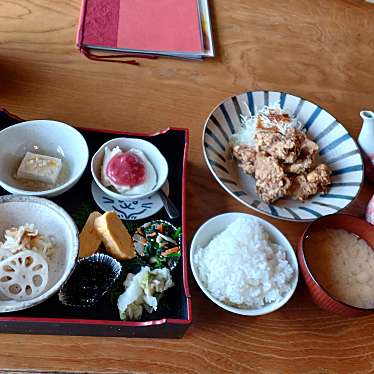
[
  {"xmin": 0, "ymin": 120, "xmax": 89, "ymax": 197},
  {"xmin": 91, "ymin": 137, "xmax": 168, "ymax": 200},
  {"xmin": 298, "ymin": 214, "xmax": 374, "ymax": 317}
]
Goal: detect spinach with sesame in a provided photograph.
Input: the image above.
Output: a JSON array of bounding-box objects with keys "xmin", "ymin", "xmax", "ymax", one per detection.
[{"xmin": 132, "ymin": 220, "xmax": 181, "ymax": 270}]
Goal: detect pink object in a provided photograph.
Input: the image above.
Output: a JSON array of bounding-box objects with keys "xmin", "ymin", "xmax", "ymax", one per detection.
[
  {"xmin": 117, "ymin": 0, "xmax": 202, "ymax": 53},
  {"xmin": 106, "ymin": 151, "xmax": 146, "ymax": 187},
  {"xmin": 77, "ymin": 0, "xmax": 203, "ymax": 53},
  {"xmin": 298, "ymin": 214, "xmax": 374, "ymax": 317},
  {"xmin": 77, "ymin": 0, "xmax": 120, "ymax": 48},
  {"xmin": 366, "ymin": 195, "xmax": 374, "ymax": 224}
]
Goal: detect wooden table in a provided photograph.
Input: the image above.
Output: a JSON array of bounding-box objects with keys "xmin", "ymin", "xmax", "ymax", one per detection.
[{"xmin": 1, "ymin": 0, "xmax": 374, "ymax": 373}]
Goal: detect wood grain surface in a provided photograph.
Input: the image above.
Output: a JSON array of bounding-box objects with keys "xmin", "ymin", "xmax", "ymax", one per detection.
[{"xmin": 1, "ymin": 0, "xmax": 374, "ymax": 373}]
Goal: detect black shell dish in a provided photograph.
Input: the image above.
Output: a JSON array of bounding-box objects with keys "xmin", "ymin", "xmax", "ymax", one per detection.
[{"xmin": 58, "ymin": 253, "xmax": 121, "ymax": 307}]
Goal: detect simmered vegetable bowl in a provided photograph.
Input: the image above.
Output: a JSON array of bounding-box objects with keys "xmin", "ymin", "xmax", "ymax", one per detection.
[{"xmin": 132, "ymin": 220, "xmax": 182, "ymax": 270}]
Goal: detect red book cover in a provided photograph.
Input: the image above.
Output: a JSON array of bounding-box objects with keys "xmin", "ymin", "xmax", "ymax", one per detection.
[{"xmin": 77, "ymin": 0, "xmax": 203, "ymax": 54}]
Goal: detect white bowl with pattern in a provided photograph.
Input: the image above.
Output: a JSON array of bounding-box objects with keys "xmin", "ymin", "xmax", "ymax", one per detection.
[
  {"xmin": 0, "ymin": 195, "xmax": 79, "ymax": 313},
  {"xmin": 202, "ymin": 91, "xmax": 363, "ymax": 222}
]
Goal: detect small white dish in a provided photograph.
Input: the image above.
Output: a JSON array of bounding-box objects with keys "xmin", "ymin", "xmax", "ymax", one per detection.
[
  {"xmin": 0, "ymin": 195, "xmax": 79, "ymax": 313},
  {"xmin": 91, "ymin": 137, "xmax": 168, "ymax": 201},
  {"xmin": 190, "ymin": 212, "xmax": 299, "ymax": 316},
  {"xmin": 91, "ymin": 180, "xmax": 170, "ymax": 220},
  {"xmin": 0, "ymin": 120, "xmax": 89, "ymax": 198}
]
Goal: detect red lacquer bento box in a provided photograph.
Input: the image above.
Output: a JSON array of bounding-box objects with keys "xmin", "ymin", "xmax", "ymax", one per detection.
[{"xmin": 0, "ymin": 108, "xmax": 191, "ymax": 338}]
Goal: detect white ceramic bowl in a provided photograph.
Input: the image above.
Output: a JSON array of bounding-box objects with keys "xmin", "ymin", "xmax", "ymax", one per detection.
[
  {"xmin": 190, "ymin": 212, "xmax": 299, "ymax": 316},
  {"xmin": 0, "ymin": 195, "xmax": 79, "ymax": 313},
  {"xmin": 0, "ymin": 120, "xmax": 89, "ymax": 197},
  {"xmin": 91, "ymin": 137, "xmax": 168, "ymax": 200}
]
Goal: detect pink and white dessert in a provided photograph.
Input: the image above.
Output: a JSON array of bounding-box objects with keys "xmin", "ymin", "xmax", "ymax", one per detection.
[{"xmin": 101, "ymin": 147, "xmax": 157, "ymax": 195}]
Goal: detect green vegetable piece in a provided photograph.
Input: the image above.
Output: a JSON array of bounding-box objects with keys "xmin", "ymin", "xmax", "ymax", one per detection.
[{"xmin": 172, "ymin": 227, "xmax": 182, "ymax": 241}]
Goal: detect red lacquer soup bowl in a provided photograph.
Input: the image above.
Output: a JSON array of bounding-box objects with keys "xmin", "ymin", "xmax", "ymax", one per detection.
[{"xmin": 298, "ymin": 214, "xmax": 374, "ymax": 317}]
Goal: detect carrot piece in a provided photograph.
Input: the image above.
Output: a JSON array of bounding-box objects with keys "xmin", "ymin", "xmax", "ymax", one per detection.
[
  {"xmin": 161, "ymin": 247, "xmax": 180, "ymax": 256},
  {"xmin": 156, "ymin": 224, "xmax": 164, "ymax": 233}
]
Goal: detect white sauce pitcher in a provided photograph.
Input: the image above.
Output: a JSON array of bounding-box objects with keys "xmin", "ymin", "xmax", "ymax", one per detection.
[{"xmin": 358, "ymin": 110, "xmax": 374, "ymax": 183}]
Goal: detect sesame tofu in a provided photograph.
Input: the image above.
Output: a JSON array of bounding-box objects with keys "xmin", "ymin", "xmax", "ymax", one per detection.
[{"xmin": 16, "ymin": 152, "xmax": 62, "ymax": 184}]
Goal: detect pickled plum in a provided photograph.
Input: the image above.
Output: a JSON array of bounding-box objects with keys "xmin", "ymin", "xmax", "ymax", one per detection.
[{"xmin": 106, "ymin": 151, "xmax": 146, "ymax": 186}]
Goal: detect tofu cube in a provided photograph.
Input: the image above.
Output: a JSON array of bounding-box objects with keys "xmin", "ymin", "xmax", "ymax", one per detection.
[{"xmin": 16, "ymin": 152, "xmax": 62, "ymax": 184}]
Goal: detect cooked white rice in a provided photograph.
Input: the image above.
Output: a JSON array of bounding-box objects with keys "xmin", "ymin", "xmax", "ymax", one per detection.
[{"xmin": 193, "ymin": 217, "xmax": 294, "ymax": 309}]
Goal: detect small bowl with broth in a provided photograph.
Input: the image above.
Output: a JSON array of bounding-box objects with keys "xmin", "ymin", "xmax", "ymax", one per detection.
[
  {"xmin": 0, "ymin": 120, "xmax": 89, "ymax": 197},
  {"xmin": 298, "ymin": 214, "xmax": 374, "ymax": 317}
]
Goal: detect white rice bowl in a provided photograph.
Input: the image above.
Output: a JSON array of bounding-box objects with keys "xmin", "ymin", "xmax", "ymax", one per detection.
[{"xmin": 190, "ymin": 213, "xmax": 298, "ymax": 315}]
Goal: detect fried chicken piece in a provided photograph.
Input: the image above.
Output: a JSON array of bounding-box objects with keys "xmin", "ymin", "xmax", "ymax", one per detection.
[
  {"xmin": 284, "ymin": 137, "xmax": 319, "ymax": 174},
  {"xmin": 289, "ymin": 164, "xmax": 332, "ymax": 201},
  {"xmin": 232, "ymin": 144, "xmax": 256, "ymax": 175},
  {"xmin": 288, "ymin": 175, "xmax": 318, "ymax": 201},
  {"xmin": 307, "ymin": 163, "xmax": 331, "ymax": 193},
  {"xmin": 255, "ymin": 152, "xmax": 291, "ymax": 203},
  {"xmin": 255, "ymin": 128, "xmax": 305, "ymax": 163}
]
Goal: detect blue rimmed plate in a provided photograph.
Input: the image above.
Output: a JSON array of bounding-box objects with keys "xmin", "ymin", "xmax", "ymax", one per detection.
[
  {"xmin": 202, "ymin": 91, "xmax": 363, "ymax": 222},
  {"xmin": 91, "ymin": 181, "xmax": 170, "ymax": 220}
]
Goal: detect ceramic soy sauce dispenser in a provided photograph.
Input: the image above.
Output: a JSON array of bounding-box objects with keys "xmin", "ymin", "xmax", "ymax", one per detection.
[{"xmin": 358, "ymin": 110, "xmax": 374, "ymax": 183}]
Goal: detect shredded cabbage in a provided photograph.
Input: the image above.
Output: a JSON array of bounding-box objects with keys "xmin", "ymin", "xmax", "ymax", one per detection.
[{"xmin": 230, "ymin": 102, "xmax": 304, "ymax": 148}]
